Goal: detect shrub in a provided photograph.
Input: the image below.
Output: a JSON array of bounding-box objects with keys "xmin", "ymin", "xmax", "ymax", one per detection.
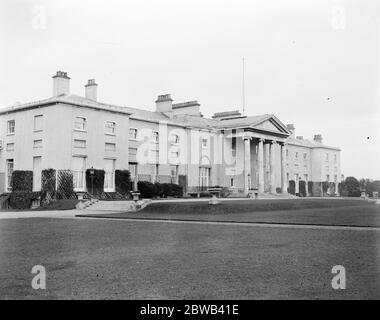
[
  {"xmin": 299, "ymin": 180, "xmax": 306, "ymax": 197},
  {"xmin": 308, "ymin": 181, "xmax": 313, "ymax": 195},
  {"xmin": 11, "ymin": 170, "xmax": 33, "ymax": 192},
  {"xmin": 115, "ymin": 170, "xmax": 131, "ymax": 195},
  {"xmin": 85, "ymin": 169, "xmax": 105, "ymax": 195},
  {"xmin": 138, "ymin": 181, "xmax": 156, "ymax": 198},
  {"xmin": 57, "ymin": 170, "xmax": 75, "ymax": 199},
  {"xmin": 288, "ymin": 180, "xmax": 295, "ymax": 195},
  {"xmin": 9, "ymin": 191, "xmax": 41, "ymax": 209},
  {"xmin": 41, "ymin": 168, "xmax": 56, "ymax": 194}
]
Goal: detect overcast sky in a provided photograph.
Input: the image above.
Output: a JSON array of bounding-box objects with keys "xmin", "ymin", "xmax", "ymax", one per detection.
[{"xmin": 1, "ymin": 0, "xmax": 379, "ymax": 179}]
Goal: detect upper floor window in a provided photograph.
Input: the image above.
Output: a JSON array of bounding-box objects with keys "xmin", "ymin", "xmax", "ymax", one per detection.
[
  {"xmin": 33, "ymin": 139, "xmax": 43, "ymax": 149},
  {"xmin": 105, "ymin": 121, "xmax": 116, "ymax": 135},
  {"xmin": 232, "ymin": 137, "xmax": 236, "ymax": 156},
  {"xmin": 286, "ymin": 149, "xmax": 289, "ymax": 158},
  {"xmin": 105, "ymin": 143, "xmax": 116, "ymax": 151},
  {"xmin": 34, "ymin": 115, "xmax": 43, "ymax": 131},
  {"xmin": 152, "ymin": 131, "xmax": 159, "ymax": 143},
  {"xmin": 128, "ymin": 147, "xmax": 138, "ymax": 155},
  {"xmin": 326, "ymin": 174, "xmax": 330, "ymax": 182},
  {"xmin": 326, "ymin": 153, "xmax": 329, "ymax": 161},
  {"xmin": 7, "ymin": 120, "xmax": 15, "ymax": 134},
  {"xmin": 303, "ymin": 153, "xmax": 307, "ymax": 160},
  {"xmin": 172, "ymin": 134, "xmax": 180, "ymax": 144},
  {"xmin": 202, "ymin": 138, "xmax": 208, "ymax": 148},
  {"xmin": 73, "ymin": 139, "xmax": 86, "ymax": 148},
  {"xmin": 129, "ymin": 128, "xmax": 138, "ymax": 140},
  {"xmin": 334, "ymin": 154, "xmax": 337, "ymax": 162},
  {"xmin": 74, "ymin": 117, "xmax": 86, "ymax": 131},
  {"xmin": 6, "ymin": 143, "xmax": 14, "ymax": 151},
  {"xmin": 295, "ymin": 152, "xmax": 298, "ymax": 159}
]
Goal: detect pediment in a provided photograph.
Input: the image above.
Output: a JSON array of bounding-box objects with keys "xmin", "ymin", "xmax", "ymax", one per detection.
[{"xmin": 252, "ymin": 117, "xmax": 289, "ymax": 135}]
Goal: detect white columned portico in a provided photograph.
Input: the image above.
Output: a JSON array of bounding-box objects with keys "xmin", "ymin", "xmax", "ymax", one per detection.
[
  {"xmin": 281, "ymin": 143, "xmax": 287, "ymax": 193},
  {"xmin": 257, "ymin": 138, "xmax": 265, "ymax": 193},
  {"xmin": 244, "ymin": 137, "xmax": 251, "ymax": 193},
  {"xmin": 269, "ymin": 141, "xmax": 276, "ymax": 194}
]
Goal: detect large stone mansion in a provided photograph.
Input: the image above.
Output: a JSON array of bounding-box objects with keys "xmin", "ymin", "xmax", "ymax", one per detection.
[{"xmin": 0, "ymin": 71, "xmax": 341, "ymax": 196}]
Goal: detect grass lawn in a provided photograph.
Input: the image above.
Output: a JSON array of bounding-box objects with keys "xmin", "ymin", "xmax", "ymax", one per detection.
[
  {"xmin": 0, "ymin": 217, "xmax": 379, "ymax": 299},
  {"xmin": 80, "ymin": 199, "xmax": 380, "ymax": 228}
]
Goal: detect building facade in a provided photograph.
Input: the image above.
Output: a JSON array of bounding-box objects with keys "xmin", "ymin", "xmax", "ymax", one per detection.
[{"xmin": 0, "ymin": 71, "xmax": 341, "ymax": 196}]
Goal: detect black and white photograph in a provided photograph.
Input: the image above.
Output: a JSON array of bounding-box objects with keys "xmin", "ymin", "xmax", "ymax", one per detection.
[{"xmin": 0, "ymin": 0, "xmax": 379, "ymax": 307}]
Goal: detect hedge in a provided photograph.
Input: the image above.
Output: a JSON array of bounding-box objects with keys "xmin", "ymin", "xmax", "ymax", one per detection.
[
  {"xmin": 11, "ymin": 170, "xmax": 33, "ymax": 192},
  {"xmin": 85, "ymin": 169, "xmax": 105, "ymax": 195},
  {"xmin": 9, "ymin": 191, "xmax": 41, "ymax": 209},
  {"xmin": 115, "ymin": 170, "xmax": 131, "ymax": 195},
  {"xmin": 288, "ymin": 180, "xmax": 295, "ymax": 195},
  {"xmin": 299, "ymin": 180, "xmax": 306, "ymax": 197},
  {"xmin": 137, "ymin": 181, "xmax": 183, "ymax": 198},
  {"xmin": 41, "ymin": 169, "xmax": 56, "ymax": 193}
]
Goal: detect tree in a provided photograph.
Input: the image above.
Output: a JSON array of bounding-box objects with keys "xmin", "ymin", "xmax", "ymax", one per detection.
[{"xmin": 343, "ymin": 176, "xmax": 361, "ymax": 197}]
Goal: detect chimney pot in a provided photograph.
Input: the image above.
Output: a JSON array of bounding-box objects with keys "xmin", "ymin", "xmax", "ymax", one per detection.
[
  {"xmin": 286, "ymin": 124, "xmax": 295, "ymax": 138},
  {"xmin": 155, "ymin": 94, "xmax": 173, "ymax": 112},
  {"xmin": 313, "ymin": 134, "xmax": 323, "ymax": 143}
]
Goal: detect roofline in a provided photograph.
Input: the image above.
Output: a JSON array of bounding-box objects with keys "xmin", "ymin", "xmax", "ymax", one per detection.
[{"xmin": 0, "ymin": 97, "xmax": 132, "ymax": 116}]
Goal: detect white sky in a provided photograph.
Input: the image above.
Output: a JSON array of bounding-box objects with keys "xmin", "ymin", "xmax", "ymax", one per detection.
[{"xmin": 1, "ymin": 0, "xmax": 379, "ymax": 179}]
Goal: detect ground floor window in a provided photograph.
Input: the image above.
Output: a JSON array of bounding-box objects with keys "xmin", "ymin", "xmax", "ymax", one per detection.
[
  {"xmin": 170, "ymin": 165, "xmax": 178, "ymax": 184},
  {"xmin": 72, "ymin": 156, "xmax": 85, "ymax": 191},
  {"xmin": 6, "ymin": 159, "xmax": 14, "ymax": 191},
  {"xmin": 199, "ymin": 167, "xmax": 210, "ymax": 190},
  {"xmin": 33, "ymin": 156, "xmax": 42, "ymax": 191},
  {"xmin": 104, "ymin": 159, "xmax": 115, "ymax": 191}
]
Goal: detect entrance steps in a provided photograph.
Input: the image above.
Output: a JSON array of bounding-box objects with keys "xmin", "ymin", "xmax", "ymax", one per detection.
[{"xmin": 84, "ymin": 200, "xmax": 135, "ymax": 211}]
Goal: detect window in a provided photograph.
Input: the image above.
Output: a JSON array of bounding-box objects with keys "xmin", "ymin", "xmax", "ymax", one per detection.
[
  {"xmin": 326, "ymin": 174, "xmax": 330, "ymax": 182},
  {"xmin": 6, "ymin": 143, "xmax": 14, "ymax": 151},
  {"xmin": 202, "ymin": 138, "xmax": 208, "ymax": 148},
  {"xmin": 170, "ymin": 165, "xmax": 178, "ymax": 184},
  {"xmin": 129, "ymin": 163, "xmax": 137, "ymax": 178},
  {"xmin": 129, "ymin": 128, "xmax": 138, "ymax": 140},
  {"xmin": 33, "ymin": 139, "xmax": 43, "ymax": 148},
  {"xmin": 74, "ymin": 117, "xmax": 86, "ymax": 131},
  {"xmin": 295, "ymin": 152, "xmax": 298, "ymax": 159},
  {"xmin": 6, "ymin": 159, "xmax": 14, "ymax": 191},
  {"xmin": 230, "ymin": 178, "xmax": 234, "ymax": 187},
  {"xmin": 334, "ymin": 175, "xmax": 338, "ymax": 183},
  {"xmin": 152, "ymin": 164, "xmax": 159, "ymax": 183},
  {"xmin": 303, "ymin": 153, "xmax": 307, "ymax": 160},
  {"xmin": 105, "ymin": 121, "xmax": 116, "ymax": 135},
  {"xmin": 199, "ymin": 167, "xmax": 210, "ymax": 190},
  {"xmin": 74, "ymin": 139, "xmax": 86, "ymax": 148},
  {"xmin": 326, "ymin": 153, "xmax": 329, "ymax": 161},
  {"xmin": 172, "ymin": 134, "xmax": 180, "ymax": 144},
  {"xmin": 105, "ymin": 143, "xmax": 116, "ymax": 151},
  {"xmin": 152, "ymin": 131, "xmax": 159, "ymax": 143},
  {"xmin": 286, "ymin": 149, "xmax": 289, "ymax": 158},
  {"xmin": 34, "ymin": 115, "xmax": 43, "ymax": 131},
  {"xmin": 151, "ymin": 149, "xmax": 159, "ymax": 158},
  {"xmin": 72, "ymin": 157, "xmax": 85, "ymax": 190},
  {"xmin": 104, "ymin": 159, "xmax": 115, "ymax": 191},
  {"xmin": 325, "ymin": 166, "xmax": 329, "ymax": 172},
  {"xmin": 7, "ymin": 120, "xmax": 15, "ymax": 134},
  {"xmin": 334, "ymin": 154, "xmax": 337, "ymax": 163},
  {"xmin": 128, "ymin": 147, "xmax": 137, "ymax": 155},
  {"xmin": 232, "ymin": 136, "xmax": 236, "ymax": 157}
]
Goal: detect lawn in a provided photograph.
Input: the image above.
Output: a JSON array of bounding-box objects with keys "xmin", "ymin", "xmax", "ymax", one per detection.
[
  {"xmin": 79, "ymin": 199, "xmax": 380, "ymax": 228},
  {"xmin": 0, "ymin": 217, "xmax": 379, "ymax": 299}
]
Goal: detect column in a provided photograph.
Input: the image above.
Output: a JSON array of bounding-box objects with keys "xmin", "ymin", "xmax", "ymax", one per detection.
[
  {"xmin": 305, "ymin": 175, "xmax": 309, "ymax": 196},
  {"xmin": 270, "ymin": 141, "xmax": 276, "ymax": 194},
  {"xmin": 257, "ymin": 138, "xmax": 265, "ymax": 193},
  {"xmin": 295, "ymin": 173, "xmax": 299, "ymax": 194},
  {"xmin": 244, "ymin": 137, "xmax": 251, "ymax": 193},
  {"xmin": 281, "ymin": 143, "xmax": 287, "ymax": 193}
]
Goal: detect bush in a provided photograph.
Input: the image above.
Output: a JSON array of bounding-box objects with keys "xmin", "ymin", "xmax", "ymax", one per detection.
[
  {"xmin": 57, "ymin": 170, "xmax": 75, "ymax": 199},
  {"xmin": 344, "ymin": 176, "xmax": 361, "ymax": 197},
  {"xmin": 115, "ymin": 170, "xmax": 131, "ymax": 195},
  {"xmin": 308, "ymin": 181, "xmax": 313, "ymax": 195},
  {"xmin": 299, "ymin": 180, "xmax": 306, "ymax": 197},
  {"xmin": 85, "ymin": 169, "xmax": 105, "ymax": 195},
  {"xmin": 138, "ymin": 181, "xmax": 156, "ymax": 198},
  {"xmin": 41, "ymin": 168, "xmax": 56, "ymax": 194},
  {"xmin": 137, "ymin": 181, "xmax": 183, "ymax": 198},
  {"xmin": 9, "ymin": 191, "xmax": 41, "ymax": 209},
  {"xmin": 288, "ymin": 180, "xmax": 295, "ymax": 195},
  {"xmin": 11, "ymin": 170, "xmax": 33, "ymax": 192}
]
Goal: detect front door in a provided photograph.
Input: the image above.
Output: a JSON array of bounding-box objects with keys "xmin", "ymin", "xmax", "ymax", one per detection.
[
  {"xmin": 33, "ymin": 156, "xmax": 42, "ymax": 191},
  {"xmin": 104, "ymin": 159, "xmax": 115, "ymax": 192}
]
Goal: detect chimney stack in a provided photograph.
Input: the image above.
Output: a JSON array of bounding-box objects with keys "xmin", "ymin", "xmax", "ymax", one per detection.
[
  {"xmin": 286, "ymin": 124, "xmax": 295, "ymax": 138},
  {"xmin": 52, "ymin": 71, "xmax": 70, "ymax": 96},
  {"xmin": 85, "ymin": 79, "xmax": 98, "ymax": 101},
  {"xmin": 155, "ymin": 94, "xmax": 173, "ymax": 112},
  {"xmin": 313, "ymin": 134, "xmax": 323, "ymax": 144}
]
